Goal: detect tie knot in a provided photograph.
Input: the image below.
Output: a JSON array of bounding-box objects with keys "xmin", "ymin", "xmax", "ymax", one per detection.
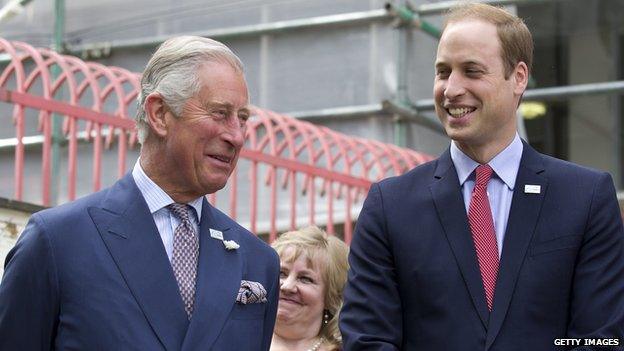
[
  {"xmin": 168, "ymin": 203, "xmax": 192, "ymax": 222},
  {"xmin": 475, "ymin": 164, "xmax": 493, "ymax": 187}
]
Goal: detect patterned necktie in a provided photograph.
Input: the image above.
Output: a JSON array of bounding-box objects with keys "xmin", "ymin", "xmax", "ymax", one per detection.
[
  {"xmin": 468, "ymin": 164, "xmax": 499, "ymax": 311},
  {"xmin": 168, "ymin": 203, "xmax": 199, "ymax": 319}
]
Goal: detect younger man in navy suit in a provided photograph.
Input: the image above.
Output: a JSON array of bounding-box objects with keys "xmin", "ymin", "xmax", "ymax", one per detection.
[{"xmin": 340, "ymin": 4, "xmax": 624, "ymax": 350}]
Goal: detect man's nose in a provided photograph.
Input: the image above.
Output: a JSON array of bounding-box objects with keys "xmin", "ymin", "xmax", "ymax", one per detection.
[
  {"xmin": 444, "ymin": 72, "xmax": 466, "ymax": 100},
  {"xmin": 222, "ymin": 117, "xmax": 246, "ymax": 149}
]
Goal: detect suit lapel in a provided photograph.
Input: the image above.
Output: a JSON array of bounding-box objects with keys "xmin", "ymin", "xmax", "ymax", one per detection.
[
  {"xmin": 430, "ymin": 151, "xmax": 489, "ymax": 328},
  {"xmin": 89, "ymin": 174, "xmax": 188, "ymax": 351},
  {"xmin": 485, "ymin": 143, "xmax": 547, "ymax": 350},
  {"xmin": 181, "ymin": 200, "xmax": 243, "ymax": 351}
]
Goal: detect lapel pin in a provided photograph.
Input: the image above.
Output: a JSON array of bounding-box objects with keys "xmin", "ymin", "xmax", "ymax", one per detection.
[
  {"xmin": 524, "ymin": 184, "xmax": 541, "ymax": 194},
  {"xmin": 209, "ymin": 228, "xmax": 224, "ymax": 240},
  {"xmin": 223, "ymin": 240, "xmax": 240, "ymax": 250}
]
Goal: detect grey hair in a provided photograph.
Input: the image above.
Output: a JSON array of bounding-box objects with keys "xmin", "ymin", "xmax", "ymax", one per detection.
[{"xmin": 135, "ymin": 36, "xmax": 244, "ymax": 144}]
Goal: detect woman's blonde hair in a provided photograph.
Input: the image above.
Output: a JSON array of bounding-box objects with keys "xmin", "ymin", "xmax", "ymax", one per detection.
[{"xmin": 272, "ymin": 226, "xmax": 349, "ymax": 350}]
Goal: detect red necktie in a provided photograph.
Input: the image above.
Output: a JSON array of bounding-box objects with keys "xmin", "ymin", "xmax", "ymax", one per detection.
[{"xmin": 468, "ymin": 164, "xmax": 499, "ymax": 311}]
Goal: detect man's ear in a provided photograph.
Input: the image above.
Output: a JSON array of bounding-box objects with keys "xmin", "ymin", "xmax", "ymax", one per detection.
[
  {"xmin": 144, "ymin": 92, "xmax": 169, "ymax": 138},
  {"xmin": 513, "ymin": 61, "xmax": 529, "ymax": 96}
]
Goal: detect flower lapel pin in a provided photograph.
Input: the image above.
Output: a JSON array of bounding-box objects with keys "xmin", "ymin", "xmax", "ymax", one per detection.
[
  {"xmin": 223, "ymin": 240, "xmax": 240, "ymax": 251},
  {"xmin": 210, "ymin": 228, "xmax": 239, "ymax": 251}
]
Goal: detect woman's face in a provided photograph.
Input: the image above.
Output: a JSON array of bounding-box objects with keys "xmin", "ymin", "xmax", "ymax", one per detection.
[{"xmin": 276, "ymin": 247, "xmax": 326, "ymax": 330}]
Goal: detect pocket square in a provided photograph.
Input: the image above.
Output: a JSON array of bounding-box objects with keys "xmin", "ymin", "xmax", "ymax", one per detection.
[{"xmin": 236, "ymin": 280, "xmax": 267, "ymax": 304}]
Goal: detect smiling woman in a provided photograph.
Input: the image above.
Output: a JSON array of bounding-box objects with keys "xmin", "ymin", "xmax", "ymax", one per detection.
[{"xmin": 270, "ymin": 226, "xmax": 349, "ymax": 351}]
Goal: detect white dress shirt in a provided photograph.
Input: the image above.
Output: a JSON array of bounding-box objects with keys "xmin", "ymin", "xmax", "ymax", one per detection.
[
  {"xmin": 450, "ymin": 133, "xmax": 523, "ymax": 257},
  {"xmin": 132, "ymin": 160, "xmax": 203, "ymax": 262}
]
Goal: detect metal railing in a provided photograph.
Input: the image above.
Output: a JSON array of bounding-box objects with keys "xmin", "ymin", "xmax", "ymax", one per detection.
[{"xmin": 0, "ymin": 38, "xmax": 432, "ymax": 242}]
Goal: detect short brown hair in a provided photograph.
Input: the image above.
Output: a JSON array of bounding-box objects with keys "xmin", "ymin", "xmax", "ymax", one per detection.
[
  {"xmin": 444, "ymin": 2, "xmax": 533, "ymax": 78},
  {"xmin": 272, "ymin": 226, "xmax": 349, "ymax": 350}
]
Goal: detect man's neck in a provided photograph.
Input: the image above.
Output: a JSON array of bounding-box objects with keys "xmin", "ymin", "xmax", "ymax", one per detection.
[
  {"xmin": 455, "ymin": 133, "xmax": 516, "ymax": 164},
  {"xmin": 139, "ymin": 147, "xmax": 198, "ymax": 203}
]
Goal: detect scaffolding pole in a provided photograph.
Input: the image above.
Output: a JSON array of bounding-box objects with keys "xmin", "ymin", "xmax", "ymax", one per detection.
[
  {"xmin": 67, "ymin": 9, "xmax": 391, "ymax": 57},
  {"xmin": 416, "ymin": 0, "xmax": 564, "ymax": 15},
  {"xmin": 408, "ymin": 81, "xmax": 624, "ymax": 111},
  {"xmin": 0, "ymin": 0, "xmax": 561, "ymax": 65},
  {"xmin": 61, "ymin": 0, "xmax": 564, "ymax": 59},
  {"xmin": 285, "ymin": 80, "xmax": 624, "ymax": 129},
  {"xmin": 50, "ymin": 0, "xmax": 65, "ymax": 206}
]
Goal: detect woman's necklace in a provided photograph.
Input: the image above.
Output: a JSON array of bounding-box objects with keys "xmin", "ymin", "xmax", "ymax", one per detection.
[{"xmin": 306, "ymin": 337, "xmax": 325, "ymax": 351}]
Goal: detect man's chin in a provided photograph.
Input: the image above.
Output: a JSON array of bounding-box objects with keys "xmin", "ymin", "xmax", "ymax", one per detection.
[
  {"xmin": 444, "ymin": 126, "xmax": 467, "ymax": 141},
  {"xmin": 196, "ymin": 179, "xmax": 227, "ymax": 196}
]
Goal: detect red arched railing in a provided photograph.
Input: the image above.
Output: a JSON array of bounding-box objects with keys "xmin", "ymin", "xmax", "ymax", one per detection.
[{"xmin": 0, "ymin": 39, "xmax": 433, "ymax": 242}]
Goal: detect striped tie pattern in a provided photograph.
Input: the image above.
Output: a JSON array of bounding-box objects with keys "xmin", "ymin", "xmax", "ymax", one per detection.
[
  {"xmin": 468, "ymin": 164, "xmax": 499, "ymax": 311},
  {"xmin": 168, "ymin": 203, "xmax": 199, "ymax": 319}
]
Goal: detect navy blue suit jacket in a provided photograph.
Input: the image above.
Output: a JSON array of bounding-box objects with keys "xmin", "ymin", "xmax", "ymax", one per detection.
[
  {"xmin": 340, "ymin": 143, "xmax": 624, "ymax": 350},
  {"xmin": 0, "ymin": 173, "xmax": 280, "ymax": 350}
]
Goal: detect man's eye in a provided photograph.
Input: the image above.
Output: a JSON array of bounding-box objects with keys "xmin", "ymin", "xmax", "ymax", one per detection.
[
  {"xmin": 238, "ymin": 113, "xmax": 250, "ymax": 125},
  {"xmin": 212, "ymin": 110, "xmax": 228, "ymax": 119},
  {"xmin": 436, "ymin": 69, "xmax": 449, "ymax": 78}
]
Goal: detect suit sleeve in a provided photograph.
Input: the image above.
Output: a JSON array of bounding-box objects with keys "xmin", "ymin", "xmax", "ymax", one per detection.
[
  {"xmin": 261, "ymin": 249, "xmax": 280, "ymax": 351},
  {"xmin": 568, "ymin": 172, "xmax": 624, "ymax": 346},
  {"xmin": 0, "ymin": 214, "xmax": 60, "ymax": 350},
  {"xmin": 340, "ymin": 183, "xmax": 402, "ymax": 350}
]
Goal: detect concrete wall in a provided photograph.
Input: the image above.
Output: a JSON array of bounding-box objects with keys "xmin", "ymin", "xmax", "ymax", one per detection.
[
  {"xmin": 0, "ymin": 198, "xmax": 45, "ymax": 277},
  {"xmin": 566, "ymin": 0, "xmax": 619, "ymax": 181}
]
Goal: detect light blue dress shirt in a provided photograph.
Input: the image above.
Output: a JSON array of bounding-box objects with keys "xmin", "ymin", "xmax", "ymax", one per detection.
[
  {"xmin": 132, "ymin": 160, "xmax": 203, "ymax": 262},
  {"xmin": 450, "ymin": 134, "xmax": 523, "ymax": 257}
]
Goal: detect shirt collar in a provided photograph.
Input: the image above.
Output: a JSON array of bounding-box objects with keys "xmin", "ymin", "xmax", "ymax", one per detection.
[
  {"xmin": 450, "ymin": 133, "xmax": 523, "ymax": 190},
  {"xmin": 132, "ymin": 159, "xmax": 203, "ymax": 221}
]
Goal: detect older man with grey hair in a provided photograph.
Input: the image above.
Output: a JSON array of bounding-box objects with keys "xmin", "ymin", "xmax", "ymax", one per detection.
[{"xmin": 0, "ymin": 36, "xmax": 280, "ymax": 351}]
